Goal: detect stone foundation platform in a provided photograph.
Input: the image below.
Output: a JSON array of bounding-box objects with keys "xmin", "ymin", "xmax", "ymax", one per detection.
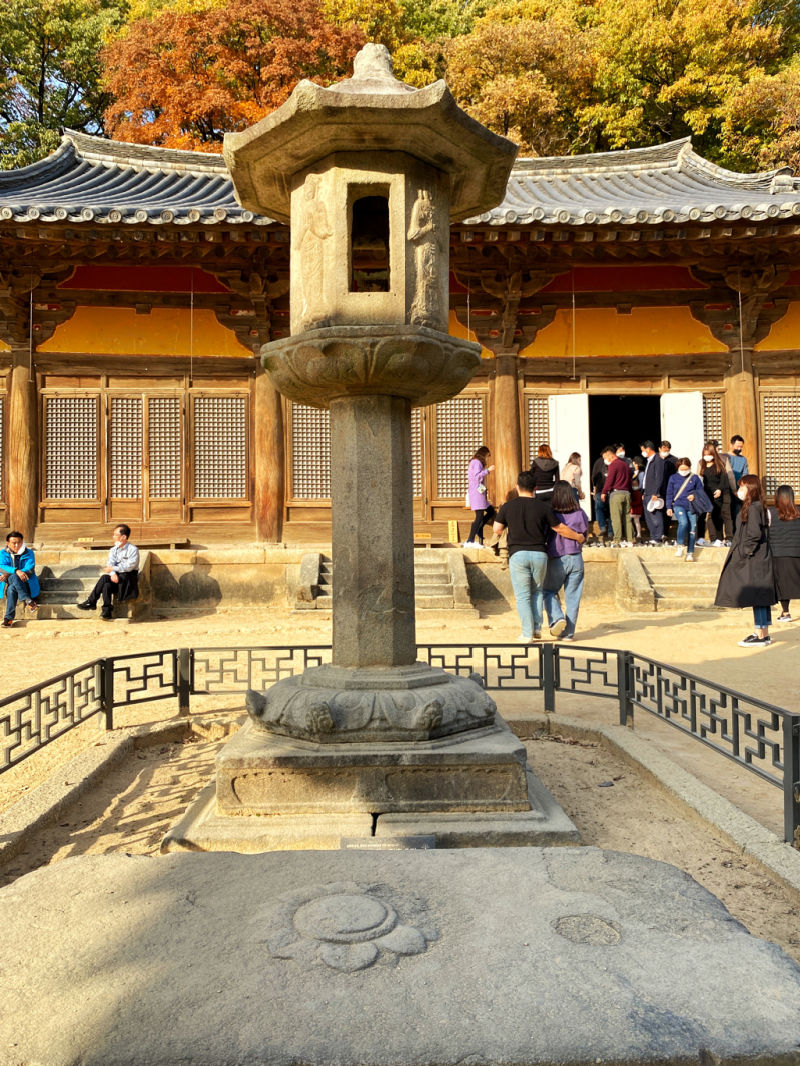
[{"xmin": 3, "ymin": 847, "xmax": 800, "ymax": 1065}]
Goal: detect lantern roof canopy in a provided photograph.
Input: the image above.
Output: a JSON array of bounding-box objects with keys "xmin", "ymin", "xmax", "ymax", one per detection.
[{"xmin": 222, "ymin": 44, "xmax": 518, "ymax": 225}]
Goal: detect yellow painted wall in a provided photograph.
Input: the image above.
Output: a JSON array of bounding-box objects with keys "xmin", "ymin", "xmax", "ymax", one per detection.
[
  {"xmin": 448, "ymin": 311, "xmax": 493, "ymax": 359},
  {"xmin": 39, "ymin": 307, "xmax": 252, "ymax": 357},
  {"xmin": 521, "ymin": 307, "xmax": 726, "ymax": 358},
  {"xmin": 0, "ymin": 339, "xmax": 9, "ymax": 351},
  {"xmin": 755, "ymin": 301, "xmax": 800, "ymax": 350}
]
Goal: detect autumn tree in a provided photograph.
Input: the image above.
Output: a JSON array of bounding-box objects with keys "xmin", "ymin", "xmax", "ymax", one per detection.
[
  {"xmin": 444, "ymin": 2, "xmax": 597, "ymax": 155},
  {"xmin": 102, "ymin": 0, "xmax": 364, "ymax": 150},
  {"xmin": 0, "ymin": 0, "xmax": 126, "ymax": 169},
  {"xmin": 721, "ymin": 60, "xmax": 800, "ymax": 172}
]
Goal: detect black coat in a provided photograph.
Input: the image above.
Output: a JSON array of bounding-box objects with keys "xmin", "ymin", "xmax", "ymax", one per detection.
[{"xmin": 714, "ymin": 502, "xmax": 776, "ymax": 608}]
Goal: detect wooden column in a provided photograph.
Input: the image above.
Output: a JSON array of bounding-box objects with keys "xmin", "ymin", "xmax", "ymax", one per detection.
[
  {"xmin": 724, "ymin": 349, "xmax": 759, "ymax": 475},
  {"xmin": 7, "ymin": 351, "xmax": 38, "ymax": 537},
  {"xmin": 254, "ymin": 365, "xmax": 284, "ymax": 541},
  {"xmin": 492, "ymin": 351, "xmax": 523, "ymax": 501}
]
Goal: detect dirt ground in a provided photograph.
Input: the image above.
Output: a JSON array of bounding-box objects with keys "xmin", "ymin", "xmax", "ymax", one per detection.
[{"xmin": 1, "ymin": 592, "xmax": 799, "ymax": 962}]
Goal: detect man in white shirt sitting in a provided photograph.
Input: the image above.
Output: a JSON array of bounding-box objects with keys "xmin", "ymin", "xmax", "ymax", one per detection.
[{"xmin": 77, "ymin": 525, "xmax": 140, "ymax": 621}]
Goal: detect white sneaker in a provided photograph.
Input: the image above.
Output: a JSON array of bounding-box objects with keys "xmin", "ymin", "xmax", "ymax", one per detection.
[
  {"xmin": 713, "ymin": 540, "xmax": 722, "ymax": 547},
  {"xmin": 696, "ymin": 538, "xmax": 706, "ymax": 546},
  {"xmin": 462, "ymin": 541, "xmax": 480, "ymax": 549},
  {"xmin": 674, "ymin": 546, "xmax": 684, "ymax": 557},
  {"xmin": 685, "ymin": 553, "xmax": 694, "ymax": 561},
  {"xmin": 778, "ymin": 613, "xmax": 792, "ymax": 623}
]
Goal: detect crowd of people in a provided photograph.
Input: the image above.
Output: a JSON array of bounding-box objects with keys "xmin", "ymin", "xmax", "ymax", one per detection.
[{"xmin": 466, "ymin": 434, "xmax": 800, "ymax": 648}]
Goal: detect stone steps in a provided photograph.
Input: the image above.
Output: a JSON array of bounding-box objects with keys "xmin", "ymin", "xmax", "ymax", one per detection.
[
  {"xmin": 638, "ymin": 549, "xmax": 724, "ymax": 611},
  {"xmin": 27, "ymin": 552, "xmax": 151, "ymax": 622}
]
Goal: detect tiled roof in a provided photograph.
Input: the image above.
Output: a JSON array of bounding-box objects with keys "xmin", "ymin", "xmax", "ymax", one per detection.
[{"xmin": 1, "ymin": 130, "xmax": 799, "ymax": 228}]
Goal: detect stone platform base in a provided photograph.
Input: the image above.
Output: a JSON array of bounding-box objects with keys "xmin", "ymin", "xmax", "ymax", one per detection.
[
  {"xmin": 161, "ymin": 714, "xmax": 579, "ymax": 852},
  {"xmin": 161, "ymin": 765, "xmax": 578, "ymax": 852},
  {"xmin": 3, "ymin": 847, "xmax": 800, "ymax": 1066}
]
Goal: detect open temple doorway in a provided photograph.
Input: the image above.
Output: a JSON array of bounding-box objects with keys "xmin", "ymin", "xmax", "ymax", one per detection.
[{"xmin": 588, "ymin": 394, "xmax": 662, "ymax": 467}]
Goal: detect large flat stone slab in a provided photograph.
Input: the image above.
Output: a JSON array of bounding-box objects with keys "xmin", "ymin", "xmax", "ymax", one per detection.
[{"xmin": 2, "ymin": 847, "xmax": 800, "ymax": 1065}]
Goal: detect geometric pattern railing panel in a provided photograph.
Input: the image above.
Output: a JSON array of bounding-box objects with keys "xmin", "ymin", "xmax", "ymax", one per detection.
[
  {"xmin": 112, "ymin": 650, "xmax": 178, "ymax": 706},
  {"xmin": 0, "ymin": 661, "xmax": 103, "ymax": 771},
  {"xmin": 192, "ymin": 645, "xmax": 333, "ymax": 693},
  {"xmin": 291, "ymin": 403, "xmax": 331, "ymax": 499},
  {"xmin": 149, "ymin": 396, "xmax": 182, "ymax": 499},
  {"xmin": 193, "ymin": 395, "xmax": 246, "ymax": 499},
  {"xmin": 435, "ymin": 394, "xmax": 484, "ymax": 498},
  {"xmin": 761, "ymin": 393, "xmax": 800, "ymax": 496},
  {"xmin": 527, "ymin": 395, "xmax": 550, "ymax": 465},
  {"xmin": 702, "ymin": 392, "xmax": 724, "ymax": 448},
  {"xmin": 45, "ymin": 396, "xmax": 98, "ymax": 499},
  {"xmin": 109, "ymin": 396, "xmax": 143, "ymax": 498}
]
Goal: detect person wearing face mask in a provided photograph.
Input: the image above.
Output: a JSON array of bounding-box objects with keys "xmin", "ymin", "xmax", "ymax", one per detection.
[
  {"xmin": 590, "ymin": 448, "xmax": 612, "ymax": 545},
  {"xmin": 697, "ymin": 441, "xmax": 734, "ymax": 546},
  {"xmin": 659, "ymin": 441, "xmax": 678, "ymax": 481},
  {"xmin": 639, "ymin": 440, "xmax": 667, "ymax": 544},
  {"xmin": 665, "ymin": 459, "xmax": 712, "ymax": 561},
  {"xmin": 715, "ymin": 475, "xmax": 776, "ymax": 646},
  {"xmin": 723, "ymin": 435, "xmax": 749, "ymax": 527}
]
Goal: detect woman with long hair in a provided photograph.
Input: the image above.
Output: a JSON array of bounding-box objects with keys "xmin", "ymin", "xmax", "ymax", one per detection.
[
  {"xmin": 768, "ymin": 484, "xmax": 800, "ymax": 622},
  {"xmin": 698, "ymin": 440, "xmax": 734, "ymax": 545},
  {"xmin": 530, "ymin": 444, "xmax": 559, "ymax": 500},
  {"xmin": 543, "ymin": 479, "xmax": 589, "ymax": 640},
  {"xmin": 464, "ymin": 445, "xmax": 496, "ymax": 549},
  {"xmin": 714, "ymin": 475, "xmax": 776, "ymax": 646},
  {"xmin": 665, "ymin": 457, "xmax": 711, "ymax": 562},
  {"xmin": 561, "ymin": 452, "xmax": 584, "ymax": 503}
]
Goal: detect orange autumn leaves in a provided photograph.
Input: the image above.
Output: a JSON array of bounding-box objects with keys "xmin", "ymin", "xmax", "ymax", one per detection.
[{"xmin": 102, "ymin": 0, "xmax": 364, "ymax": 150}]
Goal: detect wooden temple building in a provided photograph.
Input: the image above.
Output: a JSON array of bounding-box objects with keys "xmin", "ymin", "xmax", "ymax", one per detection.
[{"xmin": 0, "ymin": 130, "xmax": 799, "ymax": 544}]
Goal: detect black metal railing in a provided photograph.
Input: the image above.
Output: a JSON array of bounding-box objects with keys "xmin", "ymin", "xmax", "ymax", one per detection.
[{"xmin": 2, "ymin": 643, "xmax": 798, "ymax": 846}]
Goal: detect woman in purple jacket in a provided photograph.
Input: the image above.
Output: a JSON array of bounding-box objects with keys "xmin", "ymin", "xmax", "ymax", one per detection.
[
  {"xmin": 464, "ymin": 446, "xmax": 496, "ymax": 548},
  {"xmin": 543, "ymin": 480, "xmax": 589, "ymax": 640}
]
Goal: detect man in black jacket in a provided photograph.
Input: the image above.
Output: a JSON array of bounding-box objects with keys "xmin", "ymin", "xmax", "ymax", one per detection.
[{"xmin": 640, "ymin": 440, "xmax": 667, "ymax": 544}]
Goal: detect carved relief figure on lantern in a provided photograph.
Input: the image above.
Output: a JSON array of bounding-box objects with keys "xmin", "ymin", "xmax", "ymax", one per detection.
[
  {"xmin": 297, "ymin": 174, "xmax": 332, "ymax": 330},
  {"xmin": 407, "ymin": 187, "xmax": 445, "ymax": 329}
]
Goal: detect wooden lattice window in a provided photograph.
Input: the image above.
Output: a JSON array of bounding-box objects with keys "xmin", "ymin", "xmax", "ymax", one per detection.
[
  {"xmin": 762, "ymin": 393, "xmax": 800, "ymax": 495},
  {"xmin": 435, "ymin": 395, "xmax": 484, "ymax": 498},
  {"xmin": 702, "ymin": 393, "xmax": 724, "ymax": 447},
  {"xmin": 291, "ymin": 403, "xmax": 331, "ymax": 499},
  {"xmin": 45, "ymin": 396, "xmax": 98, "ymax": 499},
  {"xmin": 411, "ymin": 407, "xmax": 422, "ymax": 498},
  {"xmin": 148, "ymin": 397, "xmax": 182, "ymax": 498},
  {"xmin": 527, "ymin": 395, "xmax": 550, "ymax": 464},
  {"xmin": 193, "ymin": 395, "xmax": 246, "ymax": 498},
  {"xmin": 109, "ymin": 397, "xmax": 142, "ymax": 498}
]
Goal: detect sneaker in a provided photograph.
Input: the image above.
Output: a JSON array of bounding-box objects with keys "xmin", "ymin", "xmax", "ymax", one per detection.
[
  {"xmin": 549, "ymin": 619, "xmax": 567, "ymax": 638},
  {"xmin": 778, "ymin": 613, "xmax": 792, "ymax": 622},
  {"xmin": 685, "ymin": 553, "xmax": 694, "ymax": 561},
  {"xmin": 533, "ymin": 630, "xmax": 543, "ymax": 640},
  {"xmin": 696, "ymin": 538, "xmax": 706, "ymax": 546},
  {"xmin": 101, "ymin": 612, "xmax": 114, "ymax": 621},
  {"xmin": 2, "ymin": 618, "xmax": 13, "ymax": 628},
  {"xmin": 674, "ymin": 546, "xmax": 684, "ymax": 557},
  {"xmin": 723, "ymin": 540, "xmax": 731, "ymax": 547},
  {"xmin": 77, "ymin": 600, "xmax": 95, "ymax": 611},
  {"xmin": 737, "ymin": 633, "xmax": 771, "ymax": 647},
  {"xmin": 560, "ymin": 634, "xmax": 575, "ymax": 641},
  {"xmin": 25, "ymin": 599, "xmax": 38, "ymax": 613},
  {"xmin": 713, "ymin": 540, "xmax": 722, "ymax": 547}
]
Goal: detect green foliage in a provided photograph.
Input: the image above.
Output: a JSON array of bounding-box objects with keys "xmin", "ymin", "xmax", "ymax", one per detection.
[{"xmin": 0, "ymin": 0, "xmax": 127, "ymax": 168}]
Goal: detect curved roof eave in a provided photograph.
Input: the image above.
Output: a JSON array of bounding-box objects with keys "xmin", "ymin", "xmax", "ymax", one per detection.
[{"xmin": 0, "ymin": 130, "xmax": 798, "ymax": 230}]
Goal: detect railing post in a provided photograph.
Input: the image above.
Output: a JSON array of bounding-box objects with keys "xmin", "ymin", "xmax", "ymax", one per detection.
[
  {"xmin": 783, "ymin": 714, "xmax": 800, "ymax": 848},
  {"xmin": 177, "ymin": 648, "xmax": 191, "ymax": 717},
  {"xmin": 102, "ymin": 657, "xmax": 114, "ymax": 731},
  {"xmin": 541, "ymin": 643, "xmax": 556, "ymax": 714},
  {"xmin": 618, "ymin": 650, "xmax": 634, "ymax": 728}
]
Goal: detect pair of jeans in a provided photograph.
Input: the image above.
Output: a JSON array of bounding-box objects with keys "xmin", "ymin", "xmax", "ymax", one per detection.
[
  {"xmin": 543, "ymin": 554, "xmax": 585, "ymax": 638},
  {"xmin": 508, "ymin": 550, "xmax": 548, "ymax": 638},
  {"xmin": 673, "ymin": 506, "xmax": 697, "ymax": 553},
  {"xmin": 593, "ymin": 493, "xmax": 608, "ymax": 534},
  {"xmin": 753, "ymin": 605, "xmax": 772, "ymax": 629},
  {"xmin": 467, "ymin": 505, "xmax": 496, "ymax": 545},
  {"xmin": 2, "ymin": 572, "xmax": 33, "ymax": 621}
]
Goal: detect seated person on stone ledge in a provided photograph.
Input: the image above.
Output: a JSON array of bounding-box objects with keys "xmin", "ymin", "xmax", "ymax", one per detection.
[
  {"xmin": 77, "ymin": 524, "xmax": 139, "ymax": 621},
  {"xmin": 1, "ymin": 531, "xmax": 40, "ymax": 628}
]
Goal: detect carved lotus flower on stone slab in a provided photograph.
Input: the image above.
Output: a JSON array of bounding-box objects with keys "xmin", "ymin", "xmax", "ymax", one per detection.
[{"xmin": 262, "ymin": 880, "xmax": 435, "ymax": 973}]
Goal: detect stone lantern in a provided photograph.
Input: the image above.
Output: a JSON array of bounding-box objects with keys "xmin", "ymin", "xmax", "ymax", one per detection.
[{"xmin": 165, "ymin": 46, "xmax": 576, "ymax": 850}]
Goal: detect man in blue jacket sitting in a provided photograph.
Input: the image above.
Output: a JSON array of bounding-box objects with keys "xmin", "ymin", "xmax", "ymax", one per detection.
[{"xmin": 0, "ymin": 531, "xmax": 40, "ymax": 628}]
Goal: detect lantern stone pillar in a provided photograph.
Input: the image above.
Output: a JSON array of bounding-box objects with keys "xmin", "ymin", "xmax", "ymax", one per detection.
[{"xmin": 163, "ymin": 45, "xmax": 579, "ymax": 851}]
